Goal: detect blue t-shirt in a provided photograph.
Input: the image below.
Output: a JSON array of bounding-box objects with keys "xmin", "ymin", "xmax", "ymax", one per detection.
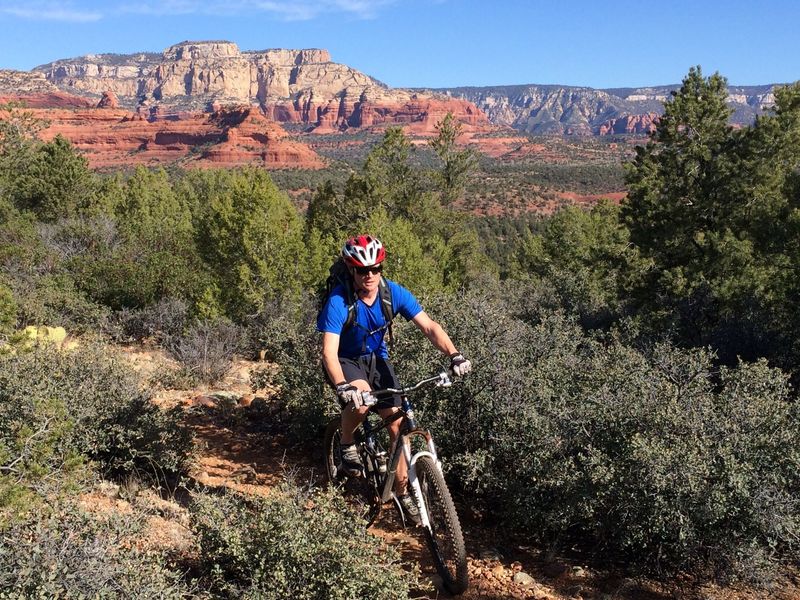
[{"xmin": 317, "ymin": 279, "xmax": 423, "ymax": 358}]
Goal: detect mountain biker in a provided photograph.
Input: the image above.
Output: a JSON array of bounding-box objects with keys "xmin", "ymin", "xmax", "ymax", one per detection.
[{"xmin": 318, "ymin": 234, "xmax": 471, "ymax": 523}]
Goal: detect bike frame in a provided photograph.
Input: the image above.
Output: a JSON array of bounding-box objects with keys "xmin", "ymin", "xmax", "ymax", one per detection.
[{"xmin": 358, "ymin": 372, "xmax": 450, "ymax": 527}]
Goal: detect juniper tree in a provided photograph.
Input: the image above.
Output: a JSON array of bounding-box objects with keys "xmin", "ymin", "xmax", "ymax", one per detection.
[
  {"xmin": 429, "ymin": 112, "xmax": 477, "ymax": 208},
  {"xmin": 623, "ymin": 66, "xmax": 800, "ymax": 365}
]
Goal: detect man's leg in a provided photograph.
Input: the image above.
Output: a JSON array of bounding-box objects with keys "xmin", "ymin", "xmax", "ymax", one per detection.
[{"xmin": 378, "ymin": 406, "xmax": 407, "ymax": 493}]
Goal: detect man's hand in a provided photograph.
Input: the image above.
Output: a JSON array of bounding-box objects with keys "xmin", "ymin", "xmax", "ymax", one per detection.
[
  {"xmin": 335, "ymin": 382, "xmax": 361, "ymax": 407},
  {"xmin": 449, "ymin": 353, "xmax": 472, "ymax": 377}
]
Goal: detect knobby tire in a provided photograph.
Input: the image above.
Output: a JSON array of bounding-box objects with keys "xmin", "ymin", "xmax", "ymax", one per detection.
[{"xmin": 415, "ymin": 455, "xmax": 469, "ymax": 595}]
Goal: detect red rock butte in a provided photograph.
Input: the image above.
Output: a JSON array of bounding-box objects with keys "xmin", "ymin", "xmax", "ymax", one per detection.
[{"xmin": 0, "ymin": 41, "xmax": 499, "ymax": 169}]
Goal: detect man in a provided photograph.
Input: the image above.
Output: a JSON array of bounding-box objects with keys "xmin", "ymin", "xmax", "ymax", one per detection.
[{"xmin": 317, "ymin": 234, "xmax": 471, "ymax": 522}]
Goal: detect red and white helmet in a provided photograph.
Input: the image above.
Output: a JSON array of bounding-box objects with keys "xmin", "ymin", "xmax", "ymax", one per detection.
[{"xmin": 342, "ymin": 235, "xmax": 386, "ymax": 268}]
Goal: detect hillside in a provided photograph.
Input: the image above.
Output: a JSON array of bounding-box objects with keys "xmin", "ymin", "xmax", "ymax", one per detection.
[
  {"xmin": 2, "ymin": 40, "xmax": 783, "ymax": 139},
  {"xmin": 2, "ymin": 68, "xmax": 800, "ymax": 597},
  {"xmin": 431, "ymin": 83, "xmax": 779, "ymax": 135}
]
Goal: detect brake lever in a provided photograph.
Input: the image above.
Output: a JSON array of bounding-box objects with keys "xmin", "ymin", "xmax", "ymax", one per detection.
[
  {"xmin": 436, "ymin": 371, "xmax": 453, "ymax": 388},
  {"xmin": 352, "ymin": 391, "xmax": 378, "ymax": 410}
]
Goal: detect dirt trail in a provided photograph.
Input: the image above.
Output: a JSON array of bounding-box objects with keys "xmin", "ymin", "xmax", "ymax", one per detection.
[{"xmin": 124, "ymin": 347, "xmax": 798, "ymax": 600}]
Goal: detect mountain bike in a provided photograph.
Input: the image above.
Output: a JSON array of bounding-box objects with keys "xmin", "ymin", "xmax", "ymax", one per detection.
[{"xmin": 323, "ymin": 370, "xmax": 469, "ymax": 595}]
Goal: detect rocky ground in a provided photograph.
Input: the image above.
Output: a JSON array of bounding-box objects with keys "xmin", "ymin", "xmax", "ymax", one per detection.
[{"xmin": 117, "ymin": 346, "xmax": 799, "ymax": 600}]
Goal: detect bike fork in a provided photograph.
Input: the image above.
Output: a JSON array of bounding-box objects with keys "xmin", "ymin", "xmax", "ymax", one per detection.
[{"xmin": 405, "ymin": 444, "xmax": 432, "ymax": 529}]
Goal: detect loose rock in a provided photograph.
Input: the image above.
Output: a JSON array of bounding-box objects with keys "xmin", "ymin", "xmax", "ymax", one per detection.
[
  {"xmin": 492, "ymin": 564, "xmax": 507, "ymax": 578},
  {"xmin": 480, "ymin": 548, "xmax": 504, "ymax": 561},
  {"xmin": 513, "ymin": 571, "xmax": 536, "ymax": 588}
]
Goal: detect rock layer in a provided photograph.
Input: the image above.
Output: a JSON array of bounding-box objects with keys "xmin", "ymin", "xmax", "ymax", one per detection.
[
  {"xmin": 1, "ymin": 92, "xmax": 325, "ymax": 170},
  {"xmin": 597, "ymin": 112, "xmax": 658, "ymax": 135},
  {"xmin": 32, "ymin": 40, "xmax": 488, "ymax": 133},
  {"xmin": 436, "ymin": 83, "xmax": 780, "ymax": 135}
]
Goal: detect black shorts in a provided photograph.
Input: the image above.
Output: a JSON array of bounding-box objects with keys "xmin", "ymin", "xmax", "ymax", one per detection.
[{"xmin": 337, "ymin": 354, "xmax": 401, "ymax": 410}]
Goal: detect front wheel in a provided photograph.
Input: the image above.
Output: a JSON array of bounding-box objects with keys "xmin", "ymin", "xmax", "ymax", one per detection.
[
  {"xmin": 415, "ymin": 456, "xmax": 469, "ymax": 595},
  {"xmin": 323, "ymin": 417, "xmax": 380, "ymax": 525}
]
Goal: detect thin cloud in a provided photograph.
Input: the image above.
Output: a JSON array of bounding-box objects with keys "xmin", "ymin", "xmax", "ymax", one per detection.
[
  {"xmin": 0, "ymin": 2, "xmax": 102, "ymax": 21},
  {"xmin": 119, "ymin": 0, "xmax": 399, "ymax": 20}
]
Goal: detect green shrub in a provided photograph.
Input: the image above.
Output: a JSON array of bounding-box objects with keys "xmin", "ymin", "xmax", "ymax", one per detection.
[
  {"xmin": 11, "ymin": 273, "xmax": 111, "ymax": 333},
  {"xmin": 0, "ymin": 499, "xmax": 193, "ymax": 598},
  {"xmin": 0, "ymin": 214, "xmax": 112, "ymax": 333},
  {"xmin": 393, "ymin": 286, "xmax": 800, "ymax": 581},
  {"xmin": 0, "ymin": 345, "xmax": 192, "ymax": 512},
  {"xmin": 248, "ymin": 293, "xmax": 331, "ymax": 440},
  {"xmin": 195, "ymin": 168, "xmax": 309, "ymax": 320},
  {"xmin": 0, "ymin": 280, "xmax": 16, "ymax": 335},
  {"xmin": 7, "ymin": 135, "xmax": 97, "ymax": 222},
  {"xmin": 511, "ymin": 202, "xmax": 643, "ymax": 329},
  {"xmin": 191, "ymin": 483, "xmax": 413, "ymax": 599},
  {"xmin": 110, "ymin": 296, "xmax": 190, "ymax": 343}
]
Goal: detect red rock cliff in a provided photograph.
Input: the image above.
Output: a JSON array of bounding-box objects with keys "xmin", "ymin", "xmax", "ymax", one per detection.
[{"xmin": 0, "ymin": 91, "xmax": 325, "ymax": 170}]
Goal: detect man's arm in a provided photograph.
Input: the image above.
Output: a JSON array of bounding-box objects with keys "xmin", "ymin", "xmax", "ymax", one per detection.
[
  {"xmin": 322, "ymin": 332, "xmax": 346, "ymax": 385},
  {"xmin": 411, "ymin": 311, "xmax": 458, "ymax": 356}
]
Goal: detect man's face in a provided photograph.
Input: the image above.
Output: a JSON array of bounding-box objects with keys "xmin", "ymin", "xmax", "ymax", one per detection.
[{"xmin": 352, "ymin": 263, "xmax": 383, "ymax": 293}]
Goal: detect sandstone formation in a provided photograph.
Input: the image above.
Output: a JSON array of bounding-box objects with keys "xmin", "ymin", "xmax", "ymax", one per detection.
[
  {"xmin": 0, "ymin": 90, "xmax": 94, "ymax": 109},
  {"xmin": 97, "ymin": 90, "xmax": 119, "ymax": 109},
  {"xmin": 10, "ymin": 43, "xmax": 786, "ymax": 140},
  {"xmin": 597, "ymin": 112, "xmax": 658, "ymax": 135},
  {"xmin": 4, "ymin": 92, "xmax": 324, "ymax": 170},
  {"xmin": 32, "ymin": 40, "xmax": 488, "ymax": 134},
  {"xmin": 0, "ymin": 69, "xmax": 59, "ymax": 95}
]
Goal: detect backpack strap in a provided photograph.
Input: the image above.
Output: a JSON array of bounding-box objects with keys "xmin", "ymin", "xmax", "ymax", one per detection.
[
  {"xmin": 377, "ymin": 278, "xmax": 395, "ymax": 347},
  {"xmin": 342, "ymin": 276, "xmax": 358, "ymax": 333},
  {"xmin": 340, "ymin": 276, "xmax": 395, "ymax": 347}
]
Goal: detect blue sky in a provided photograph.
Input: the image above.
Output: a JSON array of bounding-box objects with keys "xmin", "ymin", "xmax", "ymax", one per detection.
[{"xmin": 0, "ymin": 0, "xmax": 798, "ymax": 89}]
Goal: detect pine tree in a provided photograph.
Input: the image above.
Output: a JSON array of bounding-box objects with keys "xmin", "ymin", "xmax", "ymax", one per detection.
[
  {"xmin": 429, "ymin": 112, "xmax": 477, "ymax": 208},
  {"xmin": 623, "ymin": 66, "xmax": 735, "ymax": 298},
  {"xmin": 623, "ymin": 66, "xmax": 800, "ymax": 365}
]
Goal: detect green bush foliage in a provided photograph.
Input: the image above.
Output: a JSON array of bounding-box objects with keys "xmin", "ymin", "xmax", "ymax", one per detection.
[
  {"xmin": 194, "ymin": 168, "xmax": 311, "ymax": 320},
  {"xmin": 393, "ymin": 286, "xmax": 800, "ymax": 580},
  {"xmin": 0, "ymin": 213, "xmax": 114, "ymax": 333},
  {"xmin": 248, "ymin": 293, "xmax": 331, "ymax": 439},
  {"xmin": 0, "ymin": 279, "xmax": 16, "ymax": 335},
  {"xmin": 0, "ymin": 499, "xmax": 193, "ymax": 598},
  {"xmin": 65, "ymin": 187, "xmax": 206, "ymax": 311},
  {"xmin": 7, "ymin": 135, "xmax": 97, "ymax": 222},
  {"xmin": 0, "ymin": 345, "xmax": 192, "ymax": 513},
  {"xmin": 111, "ymin": 296, "xmax": 189, "ymax": 343},
  {"xmin": 512, "ymin": 201, "xmax": 644, "ymax": 328},
  {"xmin": 191, "ymin": 483, "xmax": 413, "ymax": 599}
]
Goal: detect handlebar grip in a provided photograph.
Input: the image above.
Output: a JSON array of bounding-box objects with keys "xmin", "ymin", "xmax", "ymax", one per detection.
[{"xmin": 353, "ymin": 391, "xmax": 378, "ymax": 410}]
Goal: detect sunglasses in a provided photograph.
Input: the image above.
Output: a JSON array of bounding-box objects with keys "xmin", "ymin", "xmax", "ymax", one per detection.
[{"xmin": 354, "ymin": 265, "xmax": 383, "ymax": 276}]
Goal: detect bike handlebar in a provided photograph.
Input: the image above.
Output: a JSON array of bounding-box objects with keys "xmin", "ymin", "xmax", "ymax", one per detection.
[{"xmin": 354, "ymin": 370, "xmax": 452, "ymax": 409}]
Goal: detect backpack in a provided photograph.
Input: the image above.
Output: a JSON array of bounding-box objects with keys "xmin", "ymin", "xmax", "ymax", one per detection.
[{"xmin": 319, "ymin": 258, "xmax": 395, "ymax": 346}]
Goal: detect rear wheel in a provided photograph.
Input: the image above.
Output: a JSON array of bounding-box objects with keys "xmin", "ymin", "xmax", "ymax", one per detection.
[
  {"xmin": 323, "ymin": 417, "xmax": 380, "ymax": 525},
  {"xmin": 415, "ymin": 456, "xmax": 469, "ymax": 595}
]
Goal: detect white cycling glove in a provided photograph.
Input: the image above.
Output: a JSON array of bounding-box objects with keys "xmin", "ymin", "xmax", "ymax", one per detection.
[
  {"xmin": 449, "ymin": 353, "xmax": 472, "ymax": 377},
  {"xmin": 335, "ymin": 383, "xmax": 361, "ymax": 407}
]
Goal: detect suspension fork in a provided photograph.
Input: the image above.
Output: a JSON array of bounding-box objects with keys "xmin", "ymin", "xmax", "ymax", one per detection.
[{"xmin": 404, "ymin": 429, "xmax": 441, "ymax": 528}]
